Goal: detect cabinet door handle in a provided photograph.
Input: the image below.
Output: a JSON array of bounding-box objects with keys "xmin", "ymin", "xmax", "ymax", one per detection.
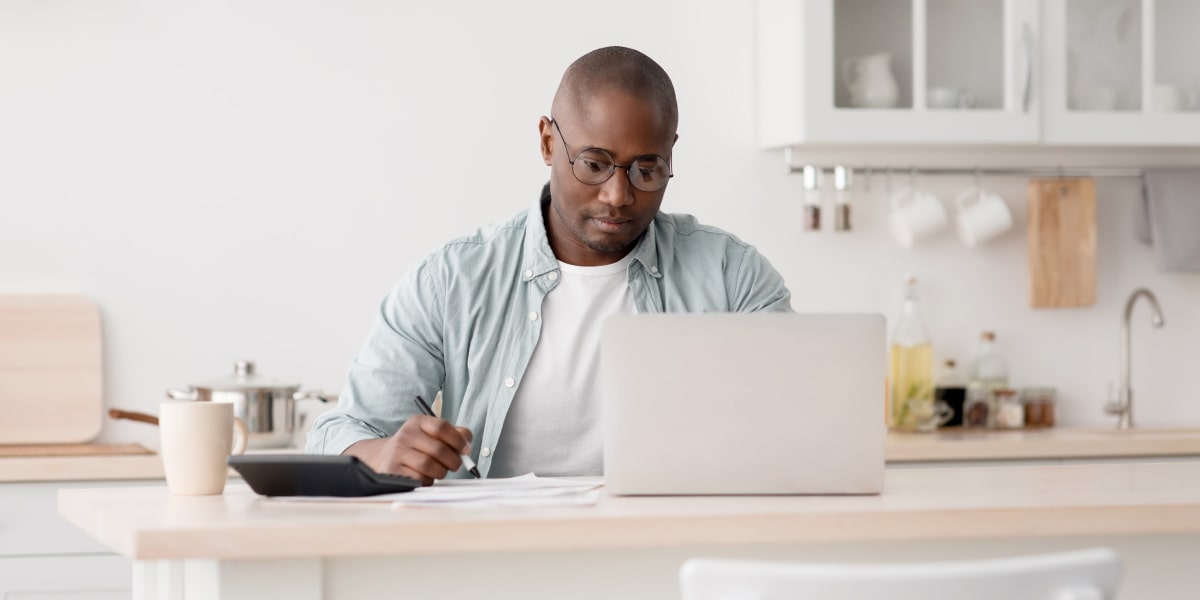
[{"xmin": 1020, "ymin": 22, "xmax": 1034, "ymax": 113}]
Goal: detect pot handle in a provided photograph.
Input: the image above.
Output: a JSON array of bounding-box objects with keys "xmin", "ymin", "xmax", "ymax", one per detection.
[
  {"xmin": 108, "ymin": 408, "xmax": 160, "ymax": 426},
  {"xmin": 166, "ymin": 387, "xmax": 198, "ymax": 401},
  {"xmin": 292, "ymin": 390, "xmax": 333, "ymax": 440},
  {"xmin": 292, "ymin": 390, "xmax": 332, "ymax": 403}
]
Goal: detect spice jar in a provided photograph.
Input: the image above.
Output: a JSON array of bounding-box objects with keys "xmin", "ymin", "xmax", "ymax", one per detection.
[
  {"xmin": 1021, "ymin": 387, "xmax": 1057, "ymax": 428},
  {"xmin": 994, "ymin": 388, "xmax": 1024, "ymax": 429},
  {"xmin": 963, "ymin": 388, "xmax": 991, "ymax": 428}
]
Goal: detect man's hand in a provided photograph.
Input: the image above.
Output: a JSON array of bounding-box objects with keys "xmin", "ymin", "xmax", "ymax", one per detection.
[{"xmin": 344, "ymin": 416, "xmax": 473, "ymax": 486}]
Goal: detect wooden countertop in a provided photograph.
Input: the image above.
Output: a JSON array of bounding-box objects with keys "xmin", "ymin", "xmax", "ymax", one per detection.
[
  {"xmin": 886, "ymin": 427, "xmax": 1200, "ymax": 462},
  {"xmin": 58, "ymin": 461, "xmax": 1200, "ymax": 561},
  {"xmin": 6, "ymin": 428, "xmax": 1200, "ymax": 482},
  {"xmin": 0, "ymin": 451, "xmax": 164, "ymax": 482},
  {"xmin": 2, "ymin": 453, "xmax": 165, "ymax": 483},
  {"xmin": 0, "ymin": 447, "xmax": 305, "ymax": 483}
]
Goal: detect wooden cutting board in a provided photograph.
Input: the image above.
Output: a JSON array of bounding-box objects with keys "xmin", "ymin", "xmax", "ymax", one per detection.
[
  {"xmin": 1027, "ymin": 179, "xmax": 1097, "ymax": 307},
  {"xmin": 0, "ymin": 443, "xmax": 150, "ymax": 457},
  {"xmin": 0, "ymin": 295, "xmax": 104, "ymax": 444}
]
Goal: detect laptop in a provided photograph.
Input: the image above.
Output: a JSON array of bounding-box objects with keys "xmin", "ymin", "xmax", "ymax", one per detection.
[{"xmin": 601, "ymin": 313, "xmax": 885, "ymax": 496}]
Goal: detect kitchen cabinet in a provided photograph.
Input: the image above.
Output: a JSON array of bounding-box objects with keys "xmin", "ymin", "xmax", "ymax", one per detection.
[
  {"xmin": 1042, "ymin": 0, "xmax": 1200, "ymax": 144},
  {"xmin": 0, "ymin": 481, "xmax": 137, "ymax": 599},
  {"xmin": 756, "ymin": 0, "xmax": 1041, "ymax": 146},
  {"xmin": 0, "ymin": 555, "xmax": 130, "ymax": 599},
  {"xmin": 756, "ymin": 0, "xmax": 1200, "ymax": 147}
]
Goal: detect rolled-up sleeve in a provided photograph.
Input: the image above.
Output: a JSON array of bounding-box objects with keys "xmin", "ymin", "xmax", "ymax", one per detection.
[
  {"xmin": 306, "ymin": 256, "xmax": 447, "ymax": 455},
  {"xmin": 728, "ymin": 244, "xmax": 793, "ymax": 313}
]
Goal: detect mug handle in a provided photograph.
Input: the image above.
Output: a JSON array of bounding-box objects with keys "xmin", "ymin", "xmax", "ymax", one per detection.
[
  {"xmin": 231, "ymin": 417, "xmax": 248, "ymax": 456},
  {"xmin": 954, "ymin": 186, "xmax": 981, "ymax": 211},
  {"xmin": 932, "ymin": 401, "xmax": 955, "ymax": 428},
  {"xmin": 890, "ymin": 187, "xmax": 914, "ymax": 210}
]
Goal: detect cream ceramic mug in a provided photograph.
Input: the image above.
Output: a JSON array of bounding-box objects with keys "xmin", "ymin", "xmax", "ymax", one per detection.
[
  {"xmin": 160, "ymin": 401, "xmax": 248, "ymax": 495},
  {"xmin": 955, "ymin": 187, "xmax": 1013, "ymax": 247},
  {"xmin": 888, "ymin": 188, "xmax": 947, "ymax": 247}
]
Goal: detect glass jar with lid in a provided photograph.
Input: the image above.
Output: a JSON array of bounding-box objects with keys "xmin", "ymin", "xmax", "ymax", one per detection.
[
  {"xmin": 993, "ymin": 388, "xmax": 1023, "ymax": 429},
  {"xmin": 1021, "ymin": 387, "xmax": 1057, "ymax": 428},
  {"xmin": 962, "ymin": 388, "xmax": 990, "ymax": 428},
  {"xmin": 963, "ymin": 331, "xmax": 1008, "ymax": 428}
]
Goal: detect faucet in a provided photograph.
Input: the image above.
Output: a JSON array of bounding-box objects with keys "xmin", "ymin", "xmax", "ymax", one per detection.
[{"xmin": 1105, "ymin": 288, "xmax": 1165, "ymax": 429}]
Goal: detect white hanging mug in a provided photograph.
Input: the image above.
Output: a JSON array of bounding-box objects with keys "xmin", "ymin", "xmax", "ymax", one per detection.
[
  {"xmin": 955, "ymin": 187, "xmax": 1013, "ymax": 248},
  {"xmin": 889, "ymin": 188, "xmax": 947, "ymax": 247}
]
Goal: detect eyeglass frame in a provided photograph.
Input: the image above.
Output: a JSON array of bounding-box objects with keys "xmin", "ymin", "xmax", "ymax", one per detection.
[{"xmin": 550, "ymin": 118, "xmax": 674, "ymax": 192}]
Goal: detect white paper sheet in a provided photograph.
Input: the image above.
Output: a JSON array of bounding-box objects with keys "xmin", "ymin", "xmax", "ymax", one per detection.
[{"xmin": 273, "ymin": 473, "xmax": 604, "ymax": 508}]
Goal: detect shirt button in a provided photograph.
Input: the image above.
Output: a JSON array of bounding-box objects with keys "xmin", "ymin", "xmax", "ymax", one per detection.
[
  {"xmin": 650, "ymin": 265, "xmax": 659, "ymax": 274},
  {"xmin": 504, "ymin": 377, "xmax": 515, "ymax": 388},
  {"xmin": 481, "ymin": 447, "xmax": 491, "ymax": 457},
  {"xmin": 524, "ymin": 269, "xmax": 533, "ymax": 279},
  {"xmin": 547, "ymin": 271, "xmax": 558, "ymax": 281},
  {"xmin": 529, "ymin": 312, "xmax": 538, "ymax": 321}
]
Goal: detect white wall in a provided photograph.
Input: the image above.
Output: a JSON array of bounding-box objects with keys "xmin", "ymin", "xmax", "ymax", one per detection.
[{"xmin": 1, "ymin": 1, "xmax": 1197, "ymax": 448}]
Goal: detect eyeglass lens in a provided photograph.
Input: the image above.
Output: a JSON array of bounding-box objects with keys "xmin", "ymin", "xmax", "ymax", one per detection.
[{"xmin": 572, "ymin": 149, "xmax": 671, "ymax": 192}]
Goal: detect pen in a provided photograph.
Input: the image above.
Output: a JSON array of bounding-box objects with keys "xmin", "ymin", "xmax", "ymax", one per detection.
[{"xmin": 413, "ymin": 395, "xmax": 481, "ymax": 478}]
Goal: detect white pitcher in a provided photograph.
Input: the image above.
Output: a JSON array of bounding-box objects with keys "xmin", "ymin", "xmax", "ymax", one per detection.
[{"xmin": 842, "ymin": 53, "xmax": 899, "ymax": 108}]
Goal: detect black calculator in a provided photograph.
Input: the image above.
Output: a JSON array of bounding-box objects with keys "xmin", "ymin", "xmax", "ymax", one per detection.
[{"xmin": 228, "ymin": 454, "xmax": 421, "ymax": 497}]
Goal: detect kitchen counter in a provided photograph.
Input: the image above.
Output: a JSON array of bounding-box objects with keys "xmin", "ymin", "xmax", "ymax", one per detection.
[
  {"xmin": 886, "ymin": 427, "xmax": 1200, "ymax": 462},
  {"xmin": 0, "ymin": 447, "xmax": 303, "ymax": 483},
  {"xmin": 0, "ymin": 453, "xmax": 164, "ymax": 482},
  {"xmin": 58, "ymin": 461, "xmax": 1200, "ymax": 559},
  {"xmin": 6, "ymin": 427, "xmax": 1200, "ymax": 482},
  {"xmin": 57, "ymin": 461, "xmax": 1200, "ymax": 599}
]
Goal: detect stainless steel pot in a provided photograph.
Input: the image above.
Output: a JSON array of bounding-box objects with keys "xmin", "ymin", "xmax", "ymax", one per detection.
[{"xmin": 167, "ymin": 360, "xmax": 328, "ymax": 449}]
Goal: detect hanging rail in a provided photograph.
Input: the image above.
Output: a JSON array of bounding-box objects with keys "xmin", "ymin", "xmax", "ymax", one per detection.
[{"xmin": 782, "ymin": 147, "xmax": 1146, "ymax": 179}]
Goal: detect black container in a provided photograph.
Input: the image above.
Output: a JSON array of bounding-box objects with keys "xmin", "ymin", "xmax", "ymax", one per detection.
[{"xmin": 934, "ymin": 385, "xmax": 966, "ymax": 427}]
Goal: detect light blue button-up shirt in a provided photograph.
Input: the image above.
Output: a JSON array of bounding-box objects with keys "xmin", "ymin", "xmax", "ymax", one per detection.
[{"xmin": 306, "ymin": 187, "xmax": 793, "ymax": 476}]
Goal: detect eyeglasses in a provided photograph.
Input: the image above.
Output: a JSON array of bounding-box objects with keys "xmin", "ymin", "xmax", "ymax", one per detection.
[{"xmin": 551, "ymin": 119, "xmax": 673, "ymax": 192}]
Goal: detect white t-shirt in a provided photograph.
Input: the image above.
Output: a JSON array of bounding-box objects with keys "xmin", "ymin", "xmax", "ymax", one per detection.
[{"xmin": 488, "ymin": 253, "xmax": 637, "ymax": 477}]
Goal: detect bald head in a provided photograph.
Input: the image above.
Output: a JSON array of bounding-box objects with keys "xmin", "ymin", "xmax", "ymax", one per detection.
[{"xmin": 551, "ymin": 46, "xmax": 678, "ymax": 137}]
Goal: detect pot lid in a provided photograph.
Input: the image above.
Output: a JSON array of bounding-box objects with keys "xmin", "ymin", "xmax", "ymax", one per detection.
[{"xmin": 195, "ymin": 360, "xmax": 300, "ymax": 391}]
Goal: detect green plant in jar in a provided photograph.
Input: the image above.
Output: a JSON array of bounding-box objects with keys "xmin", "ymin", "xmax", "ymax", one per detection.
[{"xmin": 893, "ymin": 377, "xmax": 933, "ymax": 429}]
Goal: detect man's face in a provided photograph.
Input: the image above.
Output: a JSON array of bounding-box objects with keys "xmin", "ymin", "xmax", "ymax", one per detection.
[{"xmin": 539, "ymin": 90, "xmax": 676, "ymax": 266}]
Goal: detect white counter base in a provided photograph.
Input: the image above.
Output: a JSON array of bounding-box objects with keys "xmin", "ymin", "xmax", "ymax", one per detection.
[{"xmin": 130, "ymin": 535, "xmax": 1200, "ymax": 600}]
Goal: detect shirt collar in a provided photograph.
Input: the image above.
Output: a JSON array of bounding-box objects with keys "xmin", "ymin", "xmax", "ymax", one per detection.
[
  {"xmin": 523, "ymin": 183, "xmax": 662, "ymax": 280},
  {"xmin": 628, "ymin": 212, "xmax": 662, "ymax": 278},
  {"xmin": 520, "ymin": 184, "xmax": 560, "ymax": 281}
]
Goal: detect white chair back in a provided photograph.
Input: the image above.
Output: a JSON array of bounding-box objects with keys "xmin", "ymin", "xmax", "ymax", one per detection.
[{"xmin": 680, "ymin": 547, "xmax": 1120, "ymax": 600}]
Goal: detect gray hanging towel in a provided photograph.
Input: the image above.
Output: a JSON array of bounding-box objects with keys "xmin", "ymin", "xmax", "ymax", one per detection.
[{"xmin": 1139, "ymin": 168, "xmax": 1200, "ymax": 273}]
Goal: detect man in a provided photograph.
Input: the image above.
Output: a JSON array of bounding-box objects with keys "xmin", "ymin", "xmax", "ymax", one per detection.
[{"xmin": 307, "ymin": 46, "xmax": 791, "ymax": 484}]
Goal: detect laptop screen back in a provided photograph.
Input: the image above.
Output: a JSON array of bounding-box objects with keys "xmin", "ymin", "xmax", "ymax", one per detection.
[{"xmin": 601, "ymin": 313, "xmax": 885, "ymax": 496}]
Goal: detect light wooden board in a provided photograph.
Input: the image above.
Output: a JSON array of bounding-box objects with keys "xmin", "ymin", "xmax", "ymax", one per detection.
[
  {"xmin": 0, "ymin": 295, "xmax": 103, "ymax": 444},
  {"xmin": 0, "ymin": 443, "xmax": 150, "ymax": 457},
  {"xmin": 1027, "ymin": 178, "xmax": 1097, "ymax": 307}
]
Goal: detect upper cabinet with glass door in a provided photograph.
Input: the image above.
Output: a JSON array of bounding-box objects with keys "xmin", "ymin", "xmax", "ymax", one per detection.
[
  {"xmin": 1042, "ymin": 0, "xmax": 1200, "ymax": 145},
  {"xmin": 756, "ymin": 0, "xmax": 1040, "ymax": 147}
]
